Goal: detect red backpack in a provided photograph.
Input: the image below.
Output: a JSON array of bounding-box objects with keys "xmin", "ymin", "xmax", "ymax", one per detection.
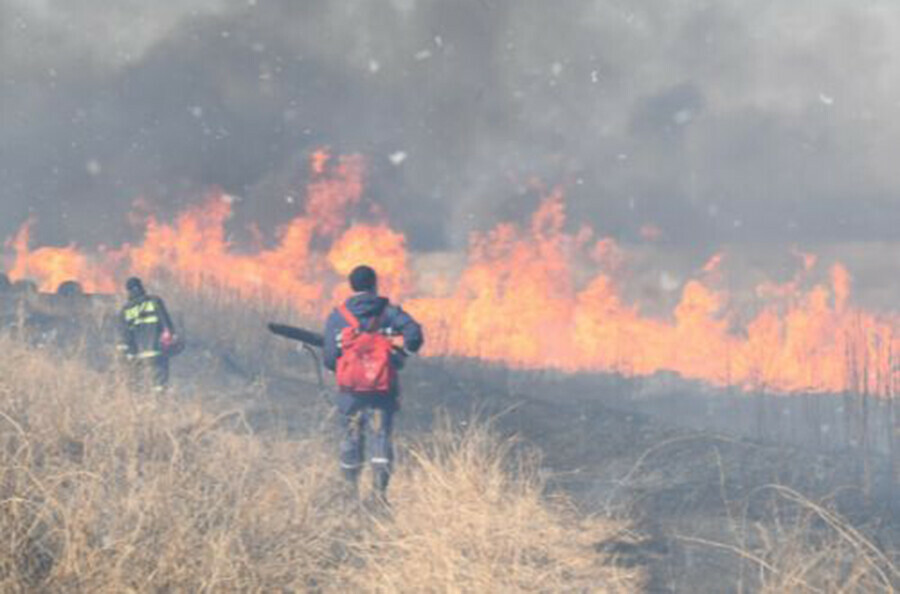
[{"xmin": 335, "ymin": 304, "xmax": 397, "ymax": 394}]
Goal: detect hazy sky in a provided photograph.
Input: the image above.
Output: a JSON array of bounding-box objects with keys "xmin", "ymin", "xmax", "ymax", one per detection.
[{"xmin": 2, "ymin": 0, "xmax": 900, "ymax": 251}]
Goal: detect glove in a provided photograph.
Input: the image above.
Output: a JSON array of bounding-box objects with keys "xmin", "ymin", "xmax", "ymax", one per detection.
[
  {"xmin": 160, "ymin": 329, "xmax": 174, "ymax": 350},
  {"xmin": 160, "ymin": 329, "xmax": 185, "ymax": 356}
]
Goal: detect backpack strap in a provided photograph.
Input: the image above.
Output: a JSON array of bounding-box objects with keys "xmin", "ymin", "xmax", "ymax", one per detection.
[
  {"xmin": 338, "ymin": 303, "xmax": 385, "ymax": 333},
  {"xmin": 338, "ymin": 304, "xmax": 360, "ymax": 329}
]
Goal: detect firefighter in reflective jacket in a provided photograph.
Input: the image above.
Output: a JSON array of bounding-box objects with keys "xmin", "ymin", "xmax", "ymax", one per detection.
[
  {"xmin": 117, "ymin": 277, "xmax": 176, "ymax": 392},
  {"xmin": 323, "ymin": 265, "xmax": 424, "ymax": 504}
]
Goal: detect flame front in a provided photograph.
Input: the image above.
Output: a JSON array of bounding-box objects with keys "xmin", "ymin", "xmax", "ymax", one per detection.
[
  {"xmin": 5, "ymin": 150, "xmax": 899, "ymax": 396},
  {"xmin": 6, "ymin": 223, "xmax": 118, "ymax": 293}
]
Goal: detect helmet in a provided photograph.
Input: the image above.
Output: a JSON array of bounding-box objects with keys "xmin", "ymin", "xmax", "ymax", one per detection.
[{"xmin": 125, "ymin": 277, "xmax": 145, "ymax": 298}]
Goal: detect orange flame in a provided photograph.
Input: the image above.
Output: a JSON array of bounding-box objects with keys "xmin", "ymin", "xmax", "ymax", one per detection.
[
  {"xmin": 306, "ymin": 153, "xmax": 365, "ymax": 237},
  {"xmin": 406, "ymin": 190, "xmax": 900, "ymax": 396},
  {"xmin": 5, "ymin": 150, "xmax": 900, "ymax": 396},
  {"xmin": 328, "ymin": 224, "xmax": 412, "ymax": 301},
  {"xmin": 6, "ymin": 222, "xmax": 117, "ymax": 293}
]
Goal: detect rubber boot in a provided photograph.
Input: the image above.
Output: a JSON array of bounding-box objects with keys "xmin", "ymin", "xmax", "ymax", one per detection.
[
  {"xmin": 340, "ymin": 467, "xmax": 361, "ymax": 507},
  {"xmin": 372, "ymin": 466, "xmax": 390, "ymax": 499},
  {"xmin": 367, "ymin": 465, "xmax": 391, "ymax": 515}
]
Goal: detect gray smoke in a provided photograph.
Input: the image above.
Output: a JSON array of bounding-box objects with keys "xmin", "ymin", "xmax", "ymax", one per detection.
[{"xmin": 2, "ymin": 0, "xmax": 899, "ymax": 252}]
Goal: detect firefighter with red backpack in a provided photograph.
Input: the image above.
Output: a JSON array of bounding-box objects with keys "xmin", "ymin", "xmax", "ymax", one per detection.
[{"xmin": 323, "ymin": 265, "xmax": 424, "ymax": 505}]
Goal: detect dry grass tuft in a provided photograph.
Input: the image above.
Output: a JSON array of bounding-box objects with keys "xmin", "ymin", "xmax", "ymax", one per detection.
[
  {"xmin": 342, "ymin": 414, "xmax": 641, "ymax": 593},
  {"xmin": 752, "ymin": 486, "xmax": 899, "ymax": 594},
  {"xmin": 679, "ymin": 484, "xmax": 900, "ymax": 594},
  {"xmin": 0, "ymin": 334, "xmax": 347, "ymax": 592},
  {"xmin": 0, "ymin": 335, "xmax": 636, "ymax": 592}
]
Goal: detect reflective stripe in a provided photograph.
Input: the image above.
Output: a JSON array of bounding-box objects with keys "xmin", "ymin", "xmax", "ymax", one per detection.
[
  {"xmin": 136, "ymin": 351, "xmax": 162, "ymax": 359},
  {"xmin": 370, "ymin": 457, "xmax": 390, "ymax": 464},
  {"xmin": 124, "ymin": 299, "xmax": 159, "ymax": 326}
]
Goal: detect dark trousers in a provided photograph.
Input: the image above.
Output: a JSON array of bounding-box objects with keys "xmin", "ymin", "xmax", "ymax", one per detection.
[
  {"xmin": 336, "ymin": 392, "xmax": 397, "ymax": 495},
  {"xmin": 129, "ymin": 355, "xmax": 169, "ymax": 392}
]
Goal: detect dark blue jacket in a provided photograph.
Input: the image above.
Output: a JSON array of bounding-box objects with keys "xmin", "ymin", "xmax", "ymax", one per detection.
[{"xmin": 323, "ymin": 292, "xmax": 424, "ymax": 377}]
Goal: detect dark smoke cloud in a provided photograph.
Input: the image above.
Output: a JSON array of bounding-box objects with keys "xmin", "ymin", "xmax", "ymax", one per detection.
[{"xmin": 2, "ymin": 0, "xmax": 899, "ymax": 252}]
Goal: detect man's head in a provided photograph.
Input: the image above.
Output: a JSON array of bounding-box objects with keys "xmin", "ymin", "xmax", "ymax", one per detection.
[
  {"xmin": 348, "ymin": 265, "xmax": 377, "ymax": 293},
  {"xmin": 125, "ymin": 277, "xmax": 146, "ymax": 299}
]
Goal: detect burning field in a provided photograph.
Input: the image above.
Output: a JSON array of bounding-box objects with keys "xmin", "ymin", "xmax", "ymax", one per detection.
[
  {"xmin": 3, "ymin": 149, "xmax": 900, "ymax": 590},
  {"xmin": 5, "ymin": 1, "xmax": 900, "ymax": 589},
  {"xmin": 6, "ymin": 149, "xmax": 900, "ymax": 398},
  {"xmin": 0, "ymin": 263, "xmax": 896, "ymax": 591}
]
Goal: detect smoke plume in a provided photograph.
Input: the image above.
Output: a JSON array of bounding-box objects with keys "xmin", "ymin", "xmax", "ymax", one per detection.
[{"xmin": 2, "ymin": 0, "xmax": 899, "ymax": 252}]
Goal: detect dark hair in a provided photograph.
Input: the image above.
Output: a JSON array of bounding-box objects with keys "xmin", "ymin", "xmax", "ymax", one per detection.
[{"xmin": 348, "ymin": 265, "xmax": 377, "ymax": 292}]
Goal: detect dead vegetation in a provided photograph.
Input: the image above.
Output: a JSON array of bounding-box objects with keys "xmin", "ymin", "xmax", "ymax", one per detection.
[
  {"xmin": 0, "ymin": 286, "xmax": 897, "ymax": 592},
  {"xmin": 677, "ymin": 484, "xmax": 899, "ymax": 594},
  {"xmin": 342, "ymin": 414, "xmax": 642, "ymax": 593},
  {"xmin": 0, "ymin": 334, "xmax": 638, "ymax": 592}
]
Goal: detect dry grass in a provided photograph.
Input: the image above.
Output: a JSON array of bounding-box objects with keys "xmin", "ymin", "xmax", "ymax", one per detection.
[
  {"xmin": 678, "ymin": 484, "xmax": 900, "ymax": 594},
  {"xmin": 0, "ymin": 334, "xmax": 345, "ymax": 592},
  {"xmin": 148, "ymin": 278, "xmax": 305, "ymax": 377},
  {"xmin": 346, "ymin": 414, "xmax": 642, "ymax": 593},
  {"xmin": 0, "ymin": 334, "xmax": 636, "ymax": 592},
  {"xmin": 751, "ymin": 486, "xmax": 899, "ymax": 594},
  {"xmin": 4, "ymin": 283, "xmax": 896, "ymax": 593}
]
